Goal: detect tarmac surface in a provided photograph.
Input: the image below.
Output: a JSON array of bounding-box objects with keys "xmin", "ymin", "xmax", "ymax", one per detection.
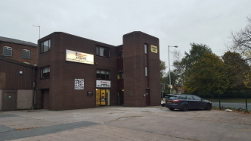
[{"xmin": 0, "ymin": 106, "xmax": 251, "ymax": 141}]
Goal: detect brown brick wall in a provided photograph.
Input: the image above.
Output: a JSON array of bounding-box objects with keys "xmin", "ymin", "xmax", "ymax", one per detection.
[
  {"xmin": 37, "ymin": 32, "xmax": 117, "ymax": 110},
  {"xmin": 123, "ymin": 31, "xmax": 160, "ymax": 107},
  {"xmin": 0, "ymin": 42, "xmax": 37, "ymax": 65},
  {"xmin": 36, "ymin": 31, "xmax": 160, "ymax": 110}
]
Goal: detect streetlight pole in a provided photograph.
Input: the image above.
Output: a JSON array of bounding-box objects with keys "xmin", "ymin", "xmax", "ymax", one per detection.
[
  {"xmin": 168, "ymin": 45, "xmax": 178, "ymax": 94},
  {"xmin": 32, "ymin": 25, "xmax": 40, "ymax": 39}
]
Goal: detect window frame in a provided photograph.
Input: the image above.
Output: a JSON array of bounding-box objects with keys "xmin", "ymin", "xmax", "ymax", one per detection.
[
  {"xmin": 3, "ymin": 46, "xmax": 12, "ymax": 57},
  {"xmin": 22, "ymin": 49, "xmax": 31, "ymax": 59},
  {"xmin": 96, "ymin": 69, "xmax": 110, "ymax": 80},
  {"xmin": 96, "ymin": 46, "xmax": 110, "ymax": 58},
  {"xmin": 40, "ymin": 39, "xmax": 51, "ymax": 53},
  {"xmin": 40, "ymin": 66, "xmax": 50, "ymax": 79}
]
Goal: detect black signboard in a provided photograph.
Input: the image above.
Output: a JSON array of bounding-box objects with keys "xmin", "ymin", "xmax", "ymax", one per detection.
[{"xmin": 87, "ymin": 91, "xmax": 93, "ymax": 97}]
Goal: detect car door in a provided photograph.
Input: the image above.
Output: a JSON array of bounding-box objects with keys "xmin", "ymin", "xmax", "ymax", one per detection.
[
  {"xmin": 192, "ymin": 95, "xmax": 204, "ymax": 109},
  {"xmin": 186, "ymin": 95, "xmax": 195, "ymax": 109}
]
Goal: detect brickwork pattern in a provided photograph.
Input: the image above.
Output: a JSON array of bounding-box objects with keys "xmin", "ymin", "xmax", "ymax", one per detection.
[{"xmin": 0, "ymin": 42, "xmax": 37, "ymax": 65}]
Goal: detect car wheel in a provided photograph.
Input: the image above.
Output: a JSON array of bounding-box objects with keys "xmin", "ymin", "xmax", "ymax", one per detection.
[
  {"xmin": 205, "ymin": 104, "xmax": 212, "ymax": 110},
  {"xmin": 182, "ymin": 104, "xmax": 189, "ymax": 111},
  {"xmin": 169, "ymin": 108, "xmax": 174, "ymax": 111}
]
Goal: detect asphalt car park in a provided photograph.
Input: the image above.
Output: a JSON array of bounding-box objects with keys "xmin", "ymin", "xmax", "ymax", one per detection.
[{"xmin": 0, "ymin": 106, "xmax": 251, "ymax": 141}]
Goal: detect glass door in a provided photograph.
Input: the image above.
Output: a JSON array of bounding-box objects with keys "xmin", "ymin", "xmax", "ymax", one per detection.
[
  {"xmin": 96, "ymin": 89, "xmax": 101, "ymax": 106},
  {"xmin": 100, "ymin": 89, "xmax": 106, "ymax": 106},
  {"xmin": 96, "ymin": 89, "xmax": 110, "ymax": 106}
]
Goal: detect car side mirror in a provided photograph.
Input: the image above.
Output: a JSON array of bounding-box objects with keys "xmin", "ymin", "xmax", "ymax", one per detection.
[{"xmin": 201, "ymin": 98, "xmax": 204, "ymax": 101}]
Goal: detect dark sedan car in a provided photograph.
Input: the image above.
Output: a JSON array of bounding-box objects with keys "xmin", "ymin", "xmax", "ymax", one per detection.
[{"xmin": 165, "ymin": 94, "xmax": 212, "ymax": 111}]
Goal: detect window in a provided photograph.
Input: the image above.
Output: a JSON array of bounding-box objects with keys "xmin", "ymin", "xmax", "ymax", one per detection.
[
  {"xmin": 145, "ymin": 67, "xmax": 148, "ymax": 76},
  {"xmin": 193, "ymin": 96, "xmax": 201, "ymax": 101},
  {"xmin": 41, "ymin": 66, "xmax": 50, "ymax": 79},
  {"xmin": 96, "ymin": 46, "xmax": 110, "ymax": 57},
  {"xmin": 117, "ymin": 50, "xmax": 123, "ymax": 58},
  {"xmin": 187, "ymin": 95, "xmax": 193, "ymax": 100},
  {"xmin": 22, "ymin": 49, "xmax": 31, "ymax": 59},
  {"xmin": 117, "ymin": 72, "xmax": 124, "ymax": 79},
  {"xmin": 144, "ymin": 44, "xmax": 148, "ymax": 54},
  {"xmin": 178, "ymin": 95, "xmax": 187, "ymax": 99},
  {"xmin": 96, "ymin": 69, "xmax": 110, "ymax": 80},
  {"xmin": 40, "ymin": 39, "xmax": 51, "ymax": 53},
  {"xmin": 3, "ymin": 46, "xmax": 12, "ymax": 57}
]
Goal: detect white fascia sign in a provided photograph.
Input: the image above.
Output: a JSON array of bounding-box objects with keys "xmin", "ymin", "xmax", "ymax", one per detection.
[
  {"xmin": 66, "ymin": 49, "xmax": 94, "ymax": 65},
  {"xmin": 96, "ymin": 80, "xmax": 111, "ymax": 88}
]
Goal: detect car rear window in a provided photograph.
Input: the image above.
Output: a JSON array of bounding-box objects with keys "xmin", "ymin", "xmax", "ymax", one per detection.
[
  {"xmin": 178, "ymin": 95, "xmax": 187, "ymax": 99},
  {"xmin": 168, "ymin": 96, "xmax": 177, "ymax": 100}
]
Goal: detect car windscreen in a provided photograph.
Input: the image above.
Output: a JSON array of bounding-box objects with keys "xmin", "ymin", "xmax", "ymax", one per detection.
[{"xmin": 168, "ymin": 96, "xmax": 177, "ymax": 100}]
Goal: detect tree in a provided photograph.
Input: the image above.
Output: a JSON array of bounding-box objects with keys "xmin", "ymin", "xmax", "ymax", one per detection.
[
  {"xmin": 230, "ymin": 17, "xmax": 251, "ymax": 61},
  {"xmin": 222, "ymin": 51, "xmax": 250, "ymax": 88},
  {"xmin": 184, "ymin": 53, "xmax": 229, "ymax": 97},
  {"xmin": 172, "ymin": 43, "xmax": 213, "ymax": 87},
  {"xmin": 181, "ymin": 43, "xmax": 212, "ymax": 70}
]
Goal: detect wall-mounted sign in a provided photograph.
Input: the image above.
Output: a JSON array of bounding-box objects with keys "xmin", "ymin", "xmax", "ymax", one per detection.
[
  {"xmin": 151, "ymin": 45, "xmax": 158, "ymax": 53},
  {"xmin": 87, "ymin": 91, "xmax": 93, "ymax": 97},
  {"xmin": 75, "ymin": 79, "xmax": 84, "ymax": 90},
  {"xmin": 96, "ymin": 80, "xmax": 111, "ymax": 88},
  {"xmin": 66, "ymin": 49, "xmax": 94, "ymax": 65}
]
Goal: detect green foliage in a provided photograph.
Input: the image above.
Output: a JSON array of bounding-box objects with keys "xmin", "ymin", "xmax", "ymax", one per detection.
[
  {"xmin": 184, "ymin": 53, "xmax": 229, "ymax": 95},
  {"xmin": 172, "ymin": 43, "xmax": 213, "ymax": 87},
  {"xmin": 222, "ymin": 51, "xmax": 250, "ymax": 88},
  {"xmin": 181, "ymin": 43, "xmax": 212, "ymax": 70}
]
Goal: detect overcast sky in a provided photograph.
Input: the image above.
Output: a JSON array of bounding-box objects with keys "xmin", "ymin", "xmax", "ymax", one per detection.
[{"xmin": 1, "ymin": 0, "xmax": 251, "ymax": 69}]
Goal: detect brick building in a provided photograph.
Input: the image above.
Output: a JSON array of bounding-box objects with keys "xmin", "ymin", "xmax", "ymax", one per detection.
[
  {"xmin": 0, "ymin": 57, "xmax": 35, "ymax": 111},
  {"xmin": 0, "ymin": 36, "xmax": 37, "ymax": 111},
  {"xmin": 35, "ymin": 31, "xmax": 161, "ymax": 110},
  {"xmin": 0, "ymin": 36, "xmax": 37, "ymax": 65}
]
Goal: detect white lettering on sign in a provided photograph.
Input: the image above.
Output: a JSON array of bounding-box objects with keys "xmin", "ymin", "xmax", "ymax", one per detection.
[
  {"xmin": 96, "ymin": 80, "xmax": 111, "ymax": 88},
  {"xmin": 66, "ymin": 49, "xmax": 94, "ymax": 65},
  {"xmin": 75, "ymin": 79, "xmax": 84, "ymax": 90}
]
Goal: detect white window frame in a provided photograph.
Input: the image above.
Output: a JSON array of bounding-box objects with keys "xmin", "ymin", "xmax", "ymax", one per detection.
[{"xmin": 3, "ymin": 46, "xmax": 12, "ymax": 57}]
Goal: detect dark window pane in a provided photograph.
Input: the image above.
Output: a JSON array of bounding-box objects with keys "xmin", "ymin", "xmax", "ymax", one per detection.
[
  {"xmin": 23, "ymin": 49, "xmax": 30, "ymax": 59},
  {"xmin": 96, "ymin": 47, "xmax": 99, "ymax": 55},
  {"xmin": 3, "ymin": 46, "xmax": 12, "ymax": 56},
  {"xmin": 40, "ymin": 43, "xmax": 44, "ymax": 53},
  {"xmin": 100, "ymin": 47, "xmax": 104, "ymax": 56},
  {"xmin": 41, "ymin": 66, "xmax": 50, "ymax": 79},
  {"xmin": 178, "ymin": 96, "xmax": 187, "ymax": 99},
  {"xmin": 104, "ymin": 48, "xmax": 110, "ymax": 57},
  {"xmin": 101, "ymin": 70, "xmax": 106, "ymax": 79},
  {"xmin": 96, "ymin": 70, "xmax": 101, "ymax": 79},
  {"xmin": 169, "ymin": 96, "xmax": 177, "ymax": 100},
  {"xmin": 41, "ymin": 39, "xmax": 51, "ymax": 53},
  {"xmin": 187, "ymin": 96, "xmax": 193, "ymax": 100},
  {"xmin": 106, "ymin": 71, "xmax": 110, "ymax": 79},
  {"xmin": 193, "ymin": 96, "xmax": 201, "ymax": 100}
]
